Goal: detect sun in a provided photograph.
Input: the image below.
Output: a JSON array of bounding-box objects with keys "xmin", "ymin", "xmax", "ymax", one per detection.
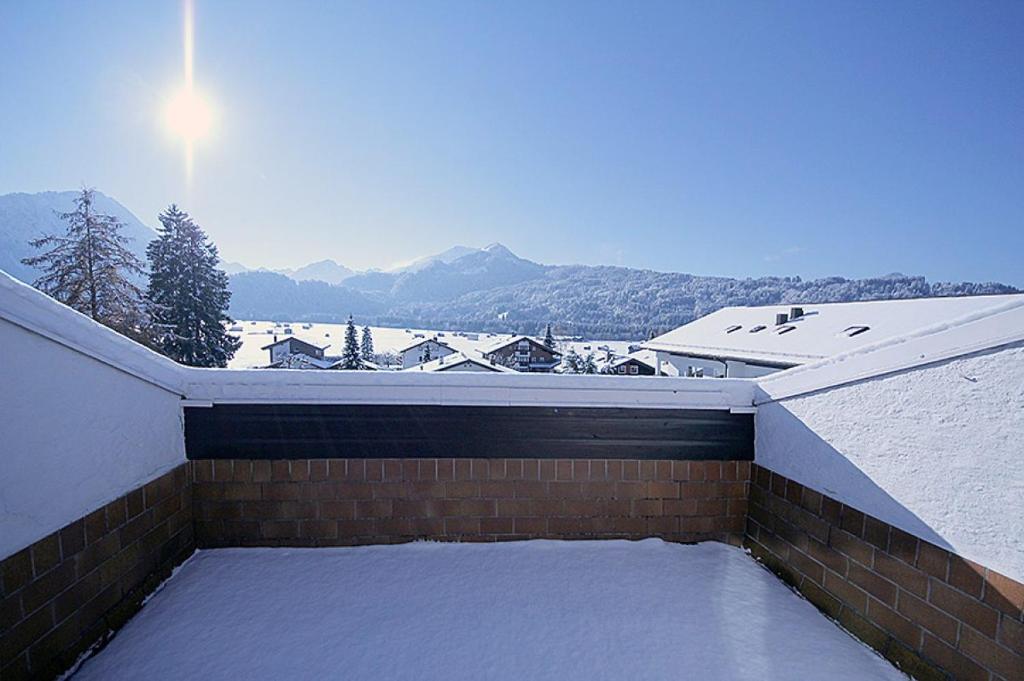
[{"xmin": 165, "ymin": 86, "xmax": 212, "ymax": 143}]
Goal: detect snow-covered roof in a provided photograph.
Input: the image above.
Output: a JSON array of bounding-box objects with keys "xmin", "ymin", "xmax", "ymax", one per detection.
[
  {"xmin": 607, "ymin": 352, "xmax": 657, "ymax": 371},
  {"xmin": 404, "ymin": 352, "xmax": 517, "ymax": 373},
  {"xmin": 479, "ymin": 335, "xmax": 562, "ymax": 356},
  {"xmin": 396, "ymin": 337, "xmax": 454, "ymax": 355},
  {"xmin": 260, "ymin": 336, "xmax": 328, "ymax": 352},
  {"xmin": 266, "ymin": 353, "xmax": 339, "ymax": 370},
  {"xmin": 643, "ymin": 294, "xmax": 1024, "ymax": 368}
]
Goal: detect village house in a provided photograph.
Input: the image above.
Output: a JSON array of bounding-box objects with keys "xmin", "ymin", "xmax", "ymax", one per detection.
[
  {"xmin": 601, "ymin": 353, "xmax": 657, "ymax": 376},
  {"xmin": 262, "ymin": 336, "xmax": 329, "ymax": 366},
  {"xmin": 480, "ymin": 336, "xmax": 561, "ymax": 372},
  {"xmin": 643, "ymin": 294, "xmax": 1023, "ymax": 377},
  {"xmin": 398, "ymin": 337, "xmax": 455, "ymax": 369},
  {"xmin": 404, "ymin": 352, "xmax": 517, "ymax": 373}
]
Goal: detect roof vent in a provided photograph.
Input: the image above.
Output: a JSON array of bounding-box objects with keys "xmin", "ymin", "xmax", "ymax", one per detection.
[
  {"xmin": 775, "ymin": 313, "xmax": 789, "ymax": 326},
  {"xmin": 790, "ymin": 307, "xmax": 804, "ymax": 319}
]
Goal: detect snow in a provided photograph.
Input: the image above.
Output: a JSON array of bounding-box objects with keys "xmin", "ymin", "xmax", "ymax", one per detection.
[
  {"xmin": 226, "ymin": 320, "xmax": 635, "ymax": 369},
  {"xmin": 73, "ymin": 540, "xmax": 904, "ymax": 681},
  {"xmin": 756, "ymin": 340, "xmax": 1024, "ymax": 583},
  {"xmin": 644, "ymin": 294, "xmax": 1024, "ymax": 368}
]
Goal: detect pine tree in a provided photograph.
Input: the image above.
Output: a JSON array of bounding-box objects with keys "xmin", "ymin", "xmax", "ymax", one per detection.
[
  {"xmin": 543, "ymin": 323, "xmax": 555, "ymax": 349},
  {"xmin": 340, "ymin": 315, "xmax": 361, "ymax": 369},
  {"xmin": 360, "ymin": 326, "xmax": 374, "ymax": 361},
  {"xmin": 145, "ymin": 205, "xmax": 240, "ymax": 367},
  {"xmin": 22, "ymin": 188, "xmax": 149, "ymax": 340},
  {"xmin": 560, "ymin": 347, "xmax": 582, "ymax": 374},
  {"xmin": 422, "ymin": 342, "xmax": 433, "ymax": 363},
  {"xmin": 581, "ymin": 352, "xmax": 598, "ymax": 374}
]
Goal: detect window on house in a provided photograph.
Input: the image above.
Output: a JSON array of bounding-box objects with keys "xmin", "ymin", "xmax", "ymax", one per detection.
[
  {"xmin": 629, "ymin": 365, "xmax": 638, "ymax": 374},
  {"xmin": 842, "ymin": 325, "xmax": 870, "ymax": 337},
  {"xmin": 618, "ymin": 366, "xmax": 626, "ymax": 374}
]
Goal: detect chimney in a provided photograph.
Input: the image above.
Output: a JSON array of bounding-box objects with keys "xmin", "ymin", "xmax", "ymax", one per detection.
[
  {"xmin": 790, "ymin": 307, "xmax": 804, "ymax": 319},
  {"xmin": 273, "ymin": 334, "xmax": 278, "ymax": 343},
  {"xmin": 775, "ymin": 313, "xmax": 789, "ymax": 326}
]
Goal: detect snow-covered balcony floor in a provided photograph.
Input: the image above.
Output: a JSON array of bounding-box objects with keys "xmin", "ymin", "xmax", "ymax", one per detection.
[{"xmin": 73, "ymin": 540, "xmax": 905, "ymax": 681}]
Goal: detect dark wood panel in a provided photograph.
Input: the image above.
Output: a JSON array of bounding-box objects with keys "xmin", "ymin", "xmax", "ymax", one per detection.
[{"xmin": 184, "ymin": 404, "xmax": 754, "ymax": 461}]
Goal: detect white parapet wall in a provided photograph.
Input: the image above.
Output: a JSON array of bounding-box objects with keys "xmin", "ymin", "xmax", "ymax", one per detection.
[
  {"xmin": 0, "ymin": 301, "xmax": 188, "ymax": 560},
  {"xmin": 754, "ymin": 301, "xmax": 1024, "ymax": 583}
]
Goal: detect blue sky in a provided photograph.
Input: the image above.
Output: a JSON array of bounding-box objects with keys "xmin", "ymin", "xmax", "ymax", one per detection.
[{"xmin": 1, "ymin": 1, "xmax": 1021, "ymax": 284}]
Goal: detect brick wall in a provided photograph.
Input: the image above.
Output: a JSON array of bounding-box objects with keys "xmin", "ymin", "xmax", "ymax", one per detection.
[
  {"xmin": 0, "ymin": 464, "xmax": 194, "ymax": 681},
  {"xmin": 745, "ymin": 464, "xmax": 1024, "ymax": 681},
  {"xmin": 192, "ymin": 458, "xmax": 750, "ymax": 548}
]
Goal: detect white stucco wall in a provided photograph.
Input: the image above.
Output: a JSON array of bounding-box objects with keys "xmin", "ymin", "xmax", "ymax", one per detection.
[
  {"xmin": 0, "ymin": 319, "xmax": 186, "ymax": 559},
  {"xmin": 755, "ymin": 341, "xmax": 1024, "ymax": 582}
]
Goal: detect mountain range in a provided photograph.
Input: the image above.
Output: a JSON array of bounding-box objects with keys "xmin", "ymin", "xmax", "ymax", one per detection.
[{"xmin": 1, "ymin": 190, "xmax": 1019, "ymax": 339}]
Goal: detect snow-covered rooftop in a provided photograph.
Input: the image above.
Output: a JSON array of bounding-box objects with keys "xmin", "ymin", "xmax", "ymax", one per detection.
[
  {"xmin": 404, "ymin": 351, "xmax": 517, "ymax": 373},
  {"xmin": 644, "ymin": 294, "xmax": 1024, "ymax": 367},
  {"xmin": 396, "ymin": 336, "xmax": 454, "ymax": 355},
  {"xmin": 479, "ymin": 335, "xmax": 562, "ymax": 356},
  {"xmin": 72, "ymin": 541, "xmax": 905, "ymax": 681}
]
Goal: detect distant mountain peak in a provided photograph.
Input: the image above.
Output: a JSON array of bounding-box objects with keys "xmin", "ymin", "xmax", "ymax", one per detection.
[{"xmin": 483, "ymin": 242, "xmax": 515, "ymax": 257}]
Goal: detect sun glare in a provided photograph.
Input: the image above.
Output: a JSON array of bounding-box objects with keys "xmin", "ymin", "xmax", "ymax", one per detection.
[{"xmin": 165, "ymin": 87, "xmax": 212, "ymax": 142}]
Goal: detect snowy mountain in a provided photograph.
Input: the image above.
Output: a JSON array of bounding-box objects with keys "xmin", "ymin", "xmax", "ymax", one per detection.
[
  {"xmin": 278, "ymin": 259, "xmax": 354, "ymax": 285},
  {"xmin": 0, "ymin": 191, "xmax": 156, "ymax": 283},
  {"xmin": 390, "ymin": 245, "xmax": 479, "ymax": 273}
]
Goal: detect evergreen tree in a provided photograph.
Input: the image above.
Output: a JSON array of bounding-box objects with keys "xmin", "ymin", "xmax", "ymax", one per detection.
[
  {"xmin": 560, "ymin": 347, "xmax": 582, "ymax": 374},
  {"xmin": 543, "ymin": 323, "xmax": 555, "ymax": 349},
  {"xmin": 581, "ymin": 352, "xmax": 598, "ymax": 374},
  {"xmin": 340, "ymin": 315, "xmax": 361, "ymax": 369},
  {"xmin": 146, "ymin": 205, "xmax": 241, "ymax": 367},
  {"xmin": 22, "ymin": 188, "xmax": 149, "ymax": 340},
  {"xmin": 422, "ymin": 342, "xmax": 433, "ymax": 363},
  {"xmin": 360, "ymin": 326, "xmax": 374, "ymax": 361}
]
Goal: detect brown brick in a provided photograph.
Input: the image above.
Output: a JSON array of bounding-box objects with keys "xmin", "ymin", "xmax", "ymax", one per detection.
[
  {"xmin": 250, "ymin": 460, "xmax": 272, "ymax": 482},
  {"xmin": 928, "ymin": 578, "xmax": 999, "ymax": 638},
  {"xmin": 647, "ymin": 481, "xmax": 679, "ymax": 499},
  {"xmin": 873, "ymin": 551, "xmax": 927, "ymax": 598},
  {"xmin": 222, "ymin": 483, "xmax": 261, "ymax": 501},
  {"xmin": 801, "ymin": 579, "xmax": 843, "ymax": 619},
  {"xmin": 830, "ymin": 528, "xmax": 874, "ymax": 567},
  {"xmin": 958, "ymin": 624, "xmax": 1021, "ymax": 681},
  {"xmin": 453, "ymin": 459, "xmax": 472, "ymax": 480},
  {"xmin": 271, "ymin": 460, "xmax": 290, "ymax": 482},
  {"xmin": 788, "ymin": 547, "xmax": 825, "ymax": 586},
  {"xmin": 356, "ymin": 499, "xmax": 392, "ymax": 518},
  {"xmin": 300, "ymin": 520, "xmax": 337, "ymax": 539},
  {"xmin": 480, "ymin": 518, "xmax": 514, "ymax": 534},
  {"xmin": 889, "ymin": 527, "xmax": 919, "ymax": 565},
  {"xmin": 839, "ymin": 506, "xmax": 865, "ymax": 538},
  {"xmin": 537, "ymin": 460, "xmax": 555, "ymax": 481},
  {"xmin": 288, "ymin": 461, "xmax": 310, "ymax": 482},
  {"xmin": 472, "ymin": 459, "xmax": 490, "ymax": 479},
  {"xmin": 998, "ymin": 612, "xmax": 1024, "ymax": 656},
  {"xmin": 320, "ymin": 500, "xmax": 356, "ymax": 519},
  {"xmin": 2, "ymin": 603, "xmax": 54, "ymax": 663},
  {"xmin": 885, "ymin": 642, "xmax": 946, "ymax": 681},
  {"xmin": 21, "ymin": 560, "xmax": 76, "ymax": 615},
  {"xmin": 31, "ymin": 534, "xmax": 61, "ymax": 577},
  {"xmin": 514, "ymin": 517, "xmax": 546, "ymax": 534},
  {"xmin": 867, "ymin": 598, "xmax": 920, "ymax": 648},
  {"xmin": 737, "ymin": 461, "xmax": 751, "ymax": 481},
  {"xmin": 820, "ymin": 497, "xmax": 842, "ymax": 525},
  {"xmin": 213, "ymin": 460, "xmax": 232, "ymax": 482},
  {"xmin": 823, "ymin": 569, "xmax": 868, "ymax": 613},
  {"xmin": 2, "ymin": 548, "xmax": 33, "ymax": 594},
  {"xmin": 308, "ymin": 460, "xmax": 328, "ymax": 481},
  {"xmin": 193, "ymin": 460, "xmax": 214, "ymax": 482},
  {"xmin": 920, "ymin": 632, "xmax": 988, "ymax": 681},
  {"xmin": 862, "ymin": 516, "xmax": 890, "ymax": 551},
  {"xmin": 365, "ymin": 460, "xmax": 383, "ymax": 481},
  {"xmin": 689, "ymin": 461, "xmax": 706, "ymax": 482},
  {"xmin": 59, "ymin": 520, "xmax": 86, "ymax": 559},
  {"xmin": 444, "ymin": 517, "xmax": 480, "ymax": 535},
  {"xmin": 605, "ymin": 460, "xmax": 622, "ymax": 481},
  {"xmin": 620, "ymin": 460, "xmax": 639, "ymax": 480},
  {"xmin": 916, "ymin": 542, "xmax": 949, "ymax": 580},
  {"xmin": 552, "ymin": 460, "xmax": 571, "ymax": 481},
  {"xmin": 897, "ymin": 591, "xmax": 959, "ymax": 645},
  {"xmin": 984, "ymin": 570, "xmax": 1024, "ymax": 618},
  {"xmin": 261, "ymin": 521, "xmax": 298, "ymax": 539},
  {"xmin": 460, "ymin": 499, "xmax": 496, "ymax": 517},
  {"xmin": 799, "ymin": 487, "xmax": 823, "ymax": 515},
  {"xmin": 633, "ymin": 499, "xmax": 662, "ymax": 517},
  {"xmin": 345, "ymin": 459, "xmax": 366, "ymax": 481},
  {"xmin": 549, "ymin": 517, "xmax": 582, "ymax": 535},
  {"xmin": 848, "ymin": 563, "xmax": 896, "ymax": 607},
  {"xmin": 231, "ymin": 460, "xmax": 253, "ymax": 482},
  {"xmin": 520, "ymin": 459, "xmax": 538, "ymax": 481},
  {"xmin": 947, "ymin": 556, "xmax": 985, "ymax": 599},
  {"xmin": 837, "ymin": 608, "xmax": 889, "ymax": 655},
  {"xmin": 637, "ymin": 460, "xmax": 655, "ymax": 480}
]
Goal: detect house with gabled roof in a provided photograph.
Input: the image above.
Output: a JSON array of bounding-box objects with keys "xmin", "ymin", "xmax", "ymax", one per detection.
[
  {"xmin": 404, "ymin": 352, "xmax": 517, "ymax": 373},
  {"xmin": 479, "ymin": 335, "xmax": 561, "ymax": 372},
  {"xmin": 261, "ymin": 336, "xmax": 329, "ymax": 366},
  {"xmin": 398, "ymin": 337, "xmax": 456, "ymax": 369}
]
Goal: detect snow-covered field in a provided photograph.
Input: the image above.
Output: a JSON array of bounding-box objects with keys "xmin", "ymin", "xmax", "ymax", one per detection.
[
  {"xmin": 228, "ymin": 320, "xmax": 637, "ymax": 369},
  {"xmin": 74, "ymin": 540, "xmax": 904, "ymax": 680}
]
